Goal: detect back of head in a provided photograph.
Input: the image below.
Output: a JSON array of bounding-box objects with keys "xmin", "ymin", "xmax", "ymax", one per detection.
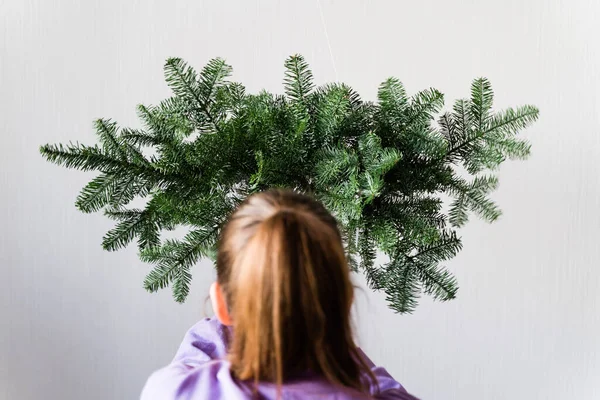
[{"xmin": 216, "ymin": 189, "xmax": 373, "ymax": 393}]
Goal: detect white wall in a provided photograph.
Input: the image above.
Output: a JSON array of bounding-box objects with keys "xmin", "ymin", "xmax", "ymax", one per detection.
[{"xmin": 1, "ymin": 1, "xmax": 599, "ymax": 399}]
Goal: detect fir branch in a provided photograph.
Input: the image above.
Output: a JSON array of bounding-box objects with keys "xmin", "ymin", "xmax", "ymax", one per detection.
[
  {"xmin": 120, "ymin": 128, "xmax": 161, "ymax": 147},
  {"xmin": 449, "ymin": 176, "xmax": 500, "ymax": 227},
  {"xmin": 142, "ymin": 227, "xmax": 219, "ymax": 302},
  {"xmin": 108, "ymin": 174, "xmax": 139, "ymax": 208},
  {"xmin": 312, "ymin": 84, "xmax": 353, "ymax": 144},
  {"xmin": 164, "ymin": 58, "xmax": 231, "ymax": 131},
  {"xmin": 40, "ymin": 142, "xmax": 177, "ymax": 189},
  {"xmin": 102, "ymin": 208, "xmax": 149, "ymax": 251},
  {"xmin": 443, "ymin": 101, "xmax": 475, "ymax": 159},
  {"xmin": 405, "ymin": 88, "xmax": 444, "ymax": 129},
  {"xmin": 75, "ymin": 173, "xmax": 119, "ymax": 213},
  {"xmin": 95, "ymin": 119, "xmax": 127, "ymax": 159},
  {"xmin": 164, "ymin": 58, "xmax": 203, "ymax": 108},
  {"xmin": 444, "ymin": 101, "xmax": 538, "ymax": 163},
  {"xmin": 284, "ymin": 54, "xmax": 314, "ymax": 105},
  {"xmin": 470, "ymin": 78, "xmax": 494, "ymax": 131},
  {"xmin": 41, "ymin": 143, "xmax": 128, "ymax": 172},
  {"xmin": 377, "ymin": 77, "xmax": 408, "ymax": 112},
  {"xmin": 489, "ymin": 137, "xmax": 531, "ymax": 160},
  {"xmin": 384, "ymin": 258, "xmax": 419, "ymax": 314},
  {"xmin": 439, "ymin": 112, "xmax": 458, "ymax": 145},
  {"xmin": 484, "ymin": 105, "xmax": 539, "ymax": 136},
  {"xmin": 198, "ymin": 58, "xmax": 233, "ymax": 107},
  {"xmin": 415, "ymin": 262, "xmax": 458, "ymax": 301},
  {"xmin": 409, "ymin": 231, "xmax": 462, "ymax": 264},
  {"xmin": 358, "ymin": 224, "xmax": 377, "ymax": 271}
]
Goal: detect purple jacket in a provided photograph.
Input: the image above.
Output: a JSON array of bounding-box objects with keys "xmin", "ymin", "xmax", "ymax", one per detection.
[{"xmin": 141, "ymin": 317, "xmax": 419, "ymax": 399}]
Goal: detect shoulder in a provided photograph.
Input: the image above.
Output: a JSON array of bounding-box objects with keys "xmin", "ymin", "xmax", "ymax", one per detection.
[
  {"xmin": 356, "ymin": 349, "xmax": 420, "ymax": 399},
  {"xmin": 172, "ymin": 317, "xmax": 231, "ymax": 365},
  {"xmin": 141, "ymin": 318, "xmax": 243, "ymax": 400},
  {"xmin": 140, "ymin": 359, "xmax": 250, "ymax": 400}
]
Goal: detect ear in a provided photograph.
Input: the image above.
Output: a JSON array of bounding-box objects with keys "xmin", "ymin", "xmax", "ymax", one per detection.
[{"xmin": 210, "ymin": 282, "xmax": 232, "ymax": 326}]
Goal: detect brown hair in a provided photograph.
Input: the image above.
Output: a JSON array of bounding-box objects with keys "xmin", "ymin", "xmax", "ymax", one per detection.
[{"xmin": 216, "ymin": 189, "xmax": 376, "ymax": 394}]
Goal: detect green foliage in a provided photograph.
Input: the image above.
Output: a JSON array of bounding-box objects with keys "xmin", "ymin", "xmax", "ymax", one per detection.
[{"xmin": 40, "ymin": 55, "xmax": 539, "ymax": 313}]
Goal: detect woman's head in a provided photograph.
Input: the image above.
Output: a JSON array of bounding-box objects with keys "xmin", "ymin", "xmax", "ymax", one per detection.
[{"xmin": 211, "ymin": 189, "xmax": 373, "ymax": 392}]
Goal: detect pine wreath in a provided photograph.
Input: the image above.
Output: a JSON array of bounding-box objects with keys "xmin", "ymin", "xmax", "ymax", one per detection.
[{"xmin": 40, "ymin": 55, "xmax": 539, "ymax": 313}]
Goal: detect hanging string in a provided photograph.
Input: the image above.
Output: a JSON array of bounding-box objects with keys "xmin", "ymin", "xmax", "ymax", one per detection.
[{"xmin": 315, "ymin": 0, "xmax": 339, "ymax": 81}]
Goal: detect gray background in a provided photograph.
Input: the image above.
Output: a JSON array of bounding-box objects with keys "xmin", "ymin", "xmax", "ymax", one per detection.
[{"xmin": 1, "ymin": 0, "xmax": 599, "ymax": 399}]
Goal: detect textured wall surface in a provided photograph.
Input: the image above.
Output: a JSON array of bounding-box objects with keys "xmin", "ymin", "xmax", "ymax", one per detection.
[{"xmin": 1, "ymin": 1, "xmax": 599, "ymax": 399}]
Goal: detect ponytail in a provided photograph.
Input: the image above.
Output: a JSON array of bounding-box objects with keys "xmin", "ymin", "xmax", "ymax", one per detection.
[{"xmin": 216, "ymin": 190, "xmax": 376, "ymax": 393}]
